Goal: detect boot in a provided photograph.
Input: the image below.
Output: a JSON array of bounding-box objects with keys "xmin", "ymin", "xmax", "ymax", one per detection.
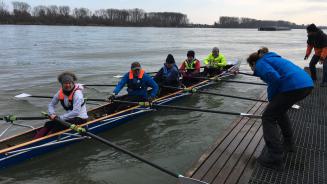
[
  {"xmin": 283, "ymin": 138, "xmax": 295, "ymax": 152},
  {"xmin": 257, "ymin": 149, "xmax": 284, "ymax": 170}
]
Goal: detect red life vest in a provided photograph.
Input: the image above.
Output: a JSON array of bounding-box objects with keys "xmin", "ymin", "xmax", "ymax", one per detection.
[{"xmin": 58, "ymin": 85, "xmax": 85, "ymax": 111}]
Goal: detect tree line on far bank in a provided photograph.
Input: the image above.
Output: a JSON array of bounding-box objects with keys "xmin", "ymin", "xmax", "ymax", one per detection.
[
  {"xmin": 0, "ymin": 1, "xmax": 189, "ymax": 27},
  {"xmin": 214, "ymin": 16, "xmax": 307, "ymax": 29}
]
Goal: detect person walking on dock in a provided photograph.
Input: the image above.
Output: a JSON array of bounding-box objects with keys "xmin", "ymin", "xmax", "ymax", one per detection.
[
  {"xmin": 34, "ymin": 72, "xmax": 88, "ymax": 139},
  {"xmin": 203, "ymin": 47, "xmax": 227, "ymax": 76},
  {"xmin": 109, "ymin": 62, "xmax": 159, "ymax": 102},
  {"xmin": 304, "ymin": 23, "xmax": 327, "ymax": 87},
  {"xmin": 247, "ymin": 47, "xmax": 314, "ymax": 169}
]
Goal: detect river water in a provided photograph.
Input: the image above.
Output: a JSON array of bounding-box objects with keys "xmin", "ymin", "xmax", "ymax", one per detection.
[{"xmin": 0, "ymin": 25, "xmax": 313, "ymax": 184}]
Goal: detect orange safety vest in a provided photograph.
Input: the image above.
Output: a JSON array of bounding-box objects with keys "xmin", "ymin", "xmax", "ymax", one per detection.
[
  {"xmin": 129, "ymin": 69, "xmax": 145, "ymax": 79},
  {"xmin": 128, "ymin": 69, "xmax": 145, "ymax": 90},
  {"xmin": 58, "ymin": 85, "xmax": 85, "ymax": 111}
]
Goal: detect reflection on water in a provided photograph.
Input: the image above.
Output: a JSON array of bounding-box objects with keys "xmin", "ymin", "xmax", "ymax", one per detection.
[{"xmin": 0, "ymin": 25, "xmax": 308, "ymax": 183}]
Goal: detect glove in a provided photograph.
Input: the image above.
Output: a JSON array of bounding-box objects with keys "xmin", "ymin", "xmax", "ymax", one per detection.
[
  {"xmin": 107, "ymin": 93, "xmax": 116, "ymax": 102},
  {"xmin": 49, "ymin": 114, "xmax": 57, "ymax": 121},
  {"xmin": 304, "ymin": 55, "xmax": 308, "ymax": 60}
]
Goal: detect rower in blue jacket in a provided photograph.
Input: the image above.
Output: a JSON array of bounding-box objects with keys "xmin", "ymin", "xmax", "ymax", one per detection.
[
  {"xmin": 247, "ymin": 47, "xmax": 313, "ymax": 169},
  {"xmin": 154, "ymin": 54, "xmax": 180, "ymax": 87},
  {"xmin": 109, "ymin": 62, "xmax": 159, "ymax": 102}
]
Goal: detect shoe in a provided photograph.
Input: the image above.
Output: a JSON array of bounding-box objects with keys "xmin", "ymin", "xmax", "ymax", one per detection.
[
  {"xmin": 283, "ymin": 142, "xmax": 295, "ymax": 152},
  {"xmin": 257, "ymin": 151, "xmax": 283, "ymax": 170},
  {"xmin": 283, "ymin": 138, "xmax": 295, "ymax": 152}
]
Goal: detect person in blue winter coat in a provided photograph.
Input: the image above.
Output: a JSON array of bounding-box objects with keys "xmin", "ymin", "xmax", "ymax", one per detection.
[
  {"xmin": 154, "ymin": 54, "xmax": 180, "ymax": 87},
  {"xmin": 109, "ymin": 62, "xmax": 159, "ymax": 102},
  {"xmin": 247, "ymin": 47, "xmax": 313, "ymax": 169}
]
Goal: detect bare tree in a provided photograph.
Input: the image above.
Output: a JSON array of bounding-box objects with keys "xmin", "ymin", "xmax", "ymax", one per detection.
[
  {"xmin": 12, "ymin": 1, "xmax": 31, "ymax": 16},
  {"xmin": 58, "ymin": 6, "xmax": 70, "ymax": 17},
  {"xmin": 0, "ymin": 1, "xmax": 9, "ymax": 16},
  {"xmin": 32, "ymin": 5, "xmax": 47, "ymax": 17}
]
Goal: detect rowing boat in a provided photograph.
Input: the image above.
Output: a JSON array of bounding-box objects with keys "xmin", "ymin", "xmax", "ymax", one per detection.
[{"xmin": 0, "ymin": 61, "xmax": 240, "ymax": 169}]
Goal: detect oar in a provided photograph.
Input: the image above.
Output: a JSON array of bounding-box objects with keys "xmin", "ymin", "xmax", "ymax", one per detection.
[
  {"xmin": 0, "ymin": 115, "xmax": 48, "ymax": 121},
  {"xmin": 237, "ymin": 72, "xmax": 255, "ymax": 76},
  {"xmin": 43, "ymin": 113, "xmax": 208, "ymax": 184},
  {"xmin": 161, "ymin": 86, "xmax": 267, "ymax": 102},
  {"xmin": 15, "ymin": 93, "xmax": 109, "ymax": 102},
  {"xmin": 191, "ymin": 77, "xmax": 267, "ymax": 86},
  {"xmin": 81, "ymin": 84, "xmax": 117, "ymax": 87},
  {"xmin": 113, "ymin": 100, "xmax": 261, "ymax": 118}
]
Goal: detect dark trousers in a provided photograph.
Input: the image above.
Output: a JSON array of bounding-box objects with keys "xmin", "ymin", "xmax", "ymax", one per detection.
[
  {"xmin": 309, "ymin": 55, "xmax": 327, "ymax": 82},
  {"xmin": 34, "ymin": 117, "xmax": 87, "ymax": 139},
  {"xmin": 262, "ymin": 87, "xmax": 313, "ymax": 156},
  {"xmin": 203, "ymin": 67, "xmax": 222, "ymax": 77}
]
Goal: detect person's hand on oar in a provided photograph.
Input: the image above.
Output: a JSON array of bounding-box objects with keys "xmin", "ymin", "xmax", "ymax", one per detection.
[
  {"xmin": 147, "ymin": 96, "xmax": 156, "ymax": 103},
  {"xmin": 107, "ymin": 93, "xmax": 116, "ymax": 103},
  {"xmin": 49, "ymin": 114, "xmax": 57, "ymax": 121}
]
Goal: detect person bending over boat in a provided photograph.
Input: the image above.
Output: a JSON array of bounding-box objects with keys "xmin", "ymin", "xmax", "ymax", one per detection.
[
  {"xmin": 304, "ymin": 23, "xmax": 327, "ymax": 87},
  {"xmin": 203, "ymin": 47, "xmax": 227, "ymax": 77},
  {"xmin": 34, "ymin": 72, "xmax": 88, "ymax": 139},
  {"xmin": 179, "ymin": 50, "xmax": 201, "ymax": 86},
  {"xmin": 247, "ymin": 47, "xmax": 313, "ymax": 169},
  {"xmin": 154, "ymin": 54, "xmax": 180, "ymax": 89},
  {"xmin": 109, "ymin": 62, "xmax": 159, "ymax": 102}
]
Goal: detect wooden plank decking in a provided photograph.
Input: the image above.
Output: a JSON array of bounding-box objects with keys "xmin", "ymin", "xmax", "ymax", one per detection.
[{"xmin": 186, "ymin": 92, "xmax": 267, "ymax": 184}]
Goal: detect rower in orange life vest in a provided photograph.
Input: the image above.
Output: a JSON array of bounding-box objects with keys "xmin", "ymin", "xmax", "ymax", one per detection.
[
  {"xmin": 109, "ymin": 62, "xmax": 159, "ymax": 102},
  {"xmin": 34, "ymin": 72, "xmax": 88, "ymax": 139},
  {"xmin": 179, "ymin": 50, "xmax": 201, "ymax": 86}
]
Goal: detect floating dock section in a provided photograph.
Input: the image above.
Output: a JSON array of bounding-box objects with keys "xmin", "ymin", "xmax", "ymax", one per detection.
[{"xmin": 186, "ymin": 68, "xmax": 326, "ymax": 184}]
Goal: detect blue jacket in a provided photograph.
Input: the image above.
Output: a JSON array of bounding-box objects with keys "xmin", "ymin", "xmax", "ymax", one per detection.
[
  {"xmin": 154, "ymin": 64, "xmax": 180, "ymax": 86},
  {"xmin": 113, "ymin": 72, "xmax": 159, "ymax": 99},
  {"xmin": 254, "ymin": 52, "xmax": 313, "ymax": 101}
]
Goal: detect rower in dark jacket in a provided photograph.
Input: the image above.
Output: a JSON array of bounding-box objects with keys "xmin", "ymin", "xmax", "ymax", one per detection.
[
  {"xmin": 304, "ymin": 23, "xmax": 327, "ymax": 86},
  {"xmin": 247, "ymin": 47, "xmax": 313, "ymax": 169},
  {"xmin": 154, "ymin": 54, "xmax": 180, "ymax": 88}
]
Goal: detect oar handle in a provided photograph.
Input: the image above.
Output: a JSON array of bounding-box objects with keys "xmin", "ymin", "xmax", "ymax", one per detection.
[{"xmin": 51, "ymin": 116, "xmax": 179, "ymax": 179}]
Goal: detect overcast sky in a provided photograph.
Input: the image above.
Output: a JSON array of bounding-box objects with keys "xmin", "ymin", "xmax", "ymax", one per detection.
[{"xmin": 2, "ymin": 0, "xmax": 327, "ymax": 25}]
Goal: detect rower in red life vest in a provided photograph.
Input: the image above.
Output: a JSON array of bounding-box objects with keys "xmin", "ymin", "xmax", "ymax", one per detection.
[
  {"xmin": 109, "ymin": 62, "xmax": 159, "ymax": 102},
  {"xmin": 34, "ymin": 72, "xmax": 88, "ymax": 139},
  {"xmin": 179, "ymin": 50, "xmax": 201, "ymax": 86}
]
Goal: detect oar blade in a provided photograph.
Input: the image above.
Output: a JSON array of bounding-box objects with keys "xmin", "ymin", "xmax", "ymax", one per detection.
[
  {"xmin": 292, "ymin": 104, "xmax": 300, "ymax": 109},
  {"xmin": 113, "ymin": 75, "xmax": 123, "ymax": 78},
  {"xmin": 15, "ymin": 93, "xmax": 32, "ymax": 98},
  {"xmin": 178, "ymin": 175, "xmax": 209, "ymax": 184}
]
